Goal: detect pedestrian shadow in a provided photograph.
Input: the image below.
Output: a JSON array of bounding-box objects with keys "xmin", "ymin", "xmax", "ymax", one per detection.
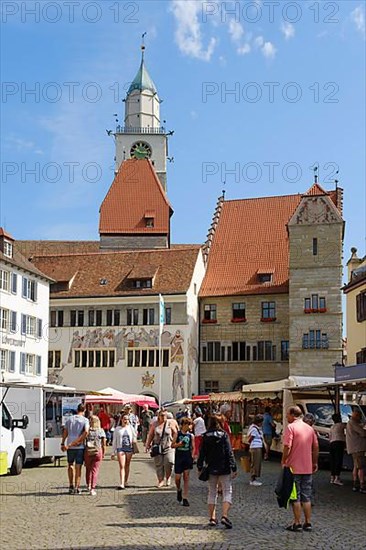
[{"xmin": 105, "ymin": 521, "xmax": 206, "ymax": 531}]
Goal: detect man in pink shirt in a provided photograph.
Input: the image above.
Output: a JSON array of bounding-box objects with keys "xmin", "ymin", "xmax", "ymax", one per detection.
[{"xmin": 281, "ymin": 406, "xmax": 319, "ymax": 532}]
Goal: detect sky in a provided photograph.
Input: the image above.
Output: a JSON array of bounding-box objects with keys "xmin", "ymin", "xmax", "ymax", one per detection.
[{"xmin": 1, "ymin": 0, "xmax": 365, "ymax": 272}]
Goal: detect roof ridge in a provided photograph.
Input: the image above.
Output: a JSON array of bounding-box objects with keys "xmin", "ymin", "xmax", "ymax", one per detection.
[{"xmin": 31, "ymin": 246, "xmax": 201, "ymax": 259}]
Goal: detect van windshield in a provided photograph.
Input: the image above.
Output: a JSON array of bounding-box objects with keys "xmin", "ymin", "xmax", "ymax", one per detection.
[{"xmin": 306, "ymin": 403, "xmax": 355, "ymax": 427}]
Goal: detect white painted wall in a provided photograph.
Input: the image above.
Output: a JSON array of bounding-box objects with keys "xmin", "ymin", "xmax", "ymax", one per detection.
[{"xmin": 1, "ymin": 260, "xmax": 49, "ymax": 384}]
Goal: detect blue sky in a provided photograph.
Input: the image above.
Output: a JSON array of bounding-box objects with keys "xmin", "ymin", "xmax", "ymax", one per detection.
[{"xmin": 1, "ymin": 0, "xmax": 365, "ymax": 268}]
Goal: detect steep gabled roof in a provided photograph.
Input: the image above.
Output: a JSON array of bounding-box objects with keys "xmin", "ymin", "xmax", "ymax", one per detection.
[
  {"xmin": 99, "ymin": 159, "xmax": 172, "ymax": 235},
  {"xmin": 200, "ymin": 183, "xmax": 343, "ymax": 298},
  {"xmin": 200, "ymin": 194, "xmax": 301, "ymax": 297}
]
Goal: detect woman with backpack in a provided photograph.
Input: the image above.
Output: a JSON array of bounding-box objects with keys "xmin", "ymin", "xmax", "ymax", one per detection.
[
  {"xmin": 84, "ymin": 415, "xmax": 106, "ymax": 496},
  {"xmin": 197, "ymin": 414, "xmax": 237, "ymax": 529}
]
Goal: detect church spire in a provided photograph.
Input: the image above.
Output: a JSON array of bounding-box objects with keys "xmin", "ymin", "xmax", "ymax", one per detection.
[{"xmin": 126, "ymin": 34, "xmax": 158, "ymax": 97}]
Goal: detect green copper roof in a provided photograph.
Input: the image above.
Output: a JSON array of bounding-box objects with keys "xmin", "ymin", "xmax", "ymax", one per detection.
[{"xmin": 127, "ymin": 58, "xmax": 158, "ymax": 96}]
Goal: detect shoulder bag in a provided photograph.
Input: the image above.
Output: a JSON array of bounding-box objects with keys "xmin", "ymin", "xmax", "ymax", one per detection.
[{"xmin": 150, "ymin": 422, "xmax": 167, "ymax": 457}]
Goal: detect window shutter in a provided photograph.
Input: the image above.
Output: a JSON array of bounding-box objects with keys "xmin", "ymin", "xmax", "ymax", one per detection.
[
  {"xmin": 9, "ymin": 351, "xmax": 16, "ymax": 373},
  {"xmin": 22, "ymin": 277, "xmax": 27, "ymax": 298},
  {"xmin": 11, "ymin": 273, "xmax": 17, "ymax": 294},
  {"xmin": 21, "ymin": 314, "xmax": 26, "ymax": 335},
  {"xmin": 20, "ymin": 353, "xmax": 26, "ymax": 373},
  {"xmin": 36, "ymin": 356, "xmax": 41, "ymax": 376},
  {"xmin": 11, "ymin": 311, "xmax": 17, "ymax": 332},
  {"xmin": 32, "ymin": 281, "xmax": 38, "ymax": 302},
  {"xmin": 37, "ymin": 319, "xmax": 42, "ymax": 338}
]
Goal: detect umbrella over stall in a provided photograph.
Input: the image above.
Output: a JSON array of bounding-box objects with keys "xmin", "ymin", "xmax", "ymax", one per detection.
[{"xmin": 85, "ymin": 387, "xmax": 158, "ymax": 408}]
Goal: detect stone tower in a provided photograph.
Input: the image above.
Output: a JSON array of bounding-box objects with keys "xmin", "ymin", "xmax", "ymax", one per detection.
[
  {"xmin": 114, "ymin": 43, "xmax": 168, "ymax": 190},
  {"xmin": 288, "ymin": 182, "xmax": 344, "ymax": 377}
]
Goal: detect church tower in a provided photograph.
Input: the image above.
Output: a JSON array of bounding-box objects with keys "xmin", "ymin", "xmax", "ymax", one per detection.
[{"xmin": 114, "ymin": 41, "xmax": 168, "ymax": 190}]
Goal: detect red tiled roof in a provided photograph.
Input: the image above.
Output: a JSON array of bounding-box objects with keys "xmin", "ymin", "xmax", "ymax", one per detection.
[
  {"xmin": 200, "ymin": 194, "xmax": 302, "ymax": 297},
  {"xmin": 304, "ymin": 183, "xmax": 329, "ymax": 196},
  {"xmin": 99, "ymin": 159, "xmax": 172, "ymax": 235},
  {"xmin": 200, "ymin": 183, "xmax": 343, "ymax": 297},
  {"xmin": 30, "ymin": 247, "xmax": 201, "ymax": 298}
]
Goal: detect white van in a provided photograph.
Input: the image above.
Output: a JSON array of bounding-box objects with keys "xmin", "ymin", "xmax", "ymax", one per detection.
[
  {"xmin": 2, "ymin": 383, "xmax": 84, "ymax": 462},
  {"xmin": 0, "ymin": 397, "xmax": 28, "ymax": 475}
]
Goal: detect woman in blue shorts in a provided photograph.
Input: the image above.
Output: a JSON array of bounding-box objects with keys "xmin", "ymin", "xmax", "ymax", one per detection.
[{"xmin": 172, "ymin": 418, "xmax": 194, "ymax": 507}]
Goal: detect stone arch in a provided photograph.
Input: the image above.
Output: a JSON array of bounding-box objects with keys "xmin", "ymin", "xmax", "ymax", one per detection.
[{"xmin": 231, "ymin": 378, "xmax": 248, "ymax": 391}]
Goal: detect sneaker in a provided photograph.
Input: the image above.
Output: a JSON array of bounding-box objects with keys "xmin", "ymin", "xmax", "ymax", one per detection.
[
  {"xmin": 285, "ymin": 524, "xmax": 302, "ymax": 532},
  {"xmin": 352, "ymin": 484, "xmax": 359, "ymax": 492},
  {"xmin": 360, "ymin": 487, "xmax": 366, "ymax": 494},
  {"xmin": 303, "ymin": 523, "xmax": 312, "ymax": 532},
  {"xmin": 333, "ymin": 479, "xmax": 343, "ymax": 486},
  {"xmin": 177, "ymin": 489, "xmax": 183, "ymax": 502},
  {"xmin": 182, "ymin": 498, "xmax": 190, "ymax": 507},
  {"xmin": 221, "ymin": 516, "xmax": 233, "ymax": 529},
  {"xmin": 74, "ymin": 487, "xmax": 81, "ymax": 494},
  {"xmin": 90, "ymin": 489, "xmax": 97, "ymax": 496},
  {"xmin": 249, "ymin": 480, "xmax": 262, "ymax": 486},
  {"xmin": 208, "ymin": 518, "xmax": 218, "ymax": 527},
  {"xmin": 68, "ymin": 486, "xmax": 74, "ymax": 494}
]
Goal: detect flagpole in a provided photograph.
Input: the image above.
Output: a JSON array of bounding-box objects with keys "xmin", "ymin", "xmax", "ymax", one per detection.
[
  {"xmin": 158, "ymin": 327, "xmax": 162, "ymax": 408},
  {"xmin": 158, "ymin": 294, "xmax": 164, "ymax": 408}
]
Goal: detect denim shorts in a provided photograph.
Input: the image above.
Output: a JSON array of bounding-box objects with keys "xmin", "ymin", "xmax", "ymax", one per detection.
[
  {"xmin": 67, "ymin": 448, "xmax": 84, "ymax": 465},
  {"xmin": 292, "ymin": 474, "xmax": 313, "ymax": 503},
  {"xmin": 117, "ymin": 447, "xmax": 133, "ymax": 454}
]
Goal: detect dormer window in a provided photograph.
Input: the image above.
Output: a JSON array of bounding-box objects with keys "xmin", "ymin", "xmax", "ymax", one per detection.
[
  {"xmin": 144, "ymin": 210, "xmax": 156, "ymax": 228},
  {"xmin": 258, "ymin": 273, "xmax": 272, "ymax": 283},
  {"xmin": 133, "ymin": 279, "xmax": 152, "ymax": 289},
  {"xmin": 3, "ymin": 240, "xmax": 13, "ymax": 258}
]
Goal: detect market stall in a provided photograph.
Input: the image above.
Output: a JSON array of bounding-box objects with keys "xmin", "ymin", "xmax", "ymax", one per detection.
[{"xmin": 85, "ymin": 387, "xmax": 158, "ymax": 408}]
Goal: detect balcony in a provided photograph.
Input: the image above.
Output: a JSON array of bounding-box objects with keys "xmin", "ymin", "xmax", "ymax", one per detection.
[{"xmin": 115, "ymin": 126, "xmax": 166, "ymax": 135}]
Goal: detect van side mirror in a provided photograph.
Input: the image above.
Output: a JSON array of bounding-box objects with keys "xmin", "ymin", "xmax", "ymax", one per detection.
[
  {"xmin": 22, "ymin": 415, "xmax": 29, "ymax": 429},
  {"xmin": 11, "ymin": 415, "xmax": 29, "ymax": 430}
]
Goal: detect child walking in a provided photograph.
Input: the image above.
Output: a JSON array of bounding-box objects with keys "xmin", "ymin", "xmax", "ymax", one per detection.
[{"xmin": 172, "ymin": 417, "xmax": 195, "ymax": 507}]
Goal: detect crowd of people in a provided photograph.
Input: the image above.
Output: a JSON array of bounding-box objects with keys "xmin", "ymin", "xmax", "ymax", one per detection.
[{"xmin": 61, "ymin": 401, "xmax": 366, "ymax": 531}]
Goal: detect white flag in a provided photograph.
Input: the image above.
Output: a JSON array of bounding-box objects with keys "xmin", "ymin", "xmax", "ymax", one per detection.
[{"xmin": 159, "ymin": 294, "xmax": 165, "ymax": 335}]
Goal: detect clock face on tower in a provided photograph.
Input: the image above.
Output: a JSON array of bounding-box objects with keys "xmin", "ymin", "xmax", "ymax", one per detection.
[{"xmin": 130, "ymin": 141, "xmax": 152, "ymax": 160}]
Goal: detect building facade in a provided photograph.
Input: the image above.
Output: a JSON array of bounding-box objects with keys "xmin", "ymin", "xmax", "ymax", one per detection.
[
  {"xmin": 343, "ymin": 248, "xmax": 366, "ymax": 365},
  {"xmin": 0, "ymin": 229, "xmax": 51, "ymax": 384},
  {"xmin": 199, "ymin": 184, "xmax": 344, "ymax": 392}
]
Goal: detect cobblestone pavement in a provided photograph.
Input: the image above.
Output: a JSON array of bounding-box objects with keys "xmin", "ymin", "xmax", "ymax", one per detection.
[{"xmin": 0, "ymin": 445, "xmax": 365, "ymax": 550}]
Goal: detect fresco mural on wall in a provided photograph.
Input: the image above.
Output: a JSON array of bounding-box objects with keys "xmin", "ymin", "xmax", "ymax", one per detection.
[{"xmin": 67, "ymin": 327, "xmax": 187, "ymax": 398}]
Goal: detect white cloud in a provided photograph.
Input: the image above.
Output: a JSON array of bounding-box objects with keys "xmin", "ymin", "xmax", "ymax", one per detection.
[
  {"xmin": 351, "ymin": 6, "xmax": 365, "ymax": 34},
  {"xmin": 228, "ymin": 19, "xmax": 244, "ymax": 43},
  {"xmin": 170, "ymin": 0, "xmax": 216, "ymax": 61},
  {"xmin": 262, "ymin": 41, "xmax": 277, "ymax": 59},
  {"xmin": 281, "ymin": 21, "xmax": 295, "ymax": 40},
  {"xmin": 237, "ymin": 44, "xmax": 251, "ymax": 55},
  {"xmin": 254, "ymin": 36, "xmax": 264, "ymax": 48}
]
